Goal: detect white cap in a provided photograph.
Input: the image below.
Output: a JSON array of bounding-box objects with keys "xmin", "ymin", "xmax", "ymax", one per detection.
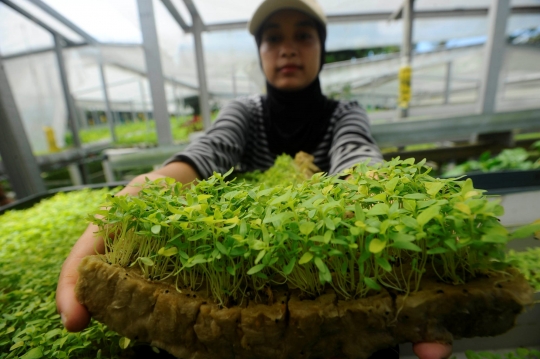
[{"xmin": 248, "ymin": 0, "xmax": 327, "ymax": 35}]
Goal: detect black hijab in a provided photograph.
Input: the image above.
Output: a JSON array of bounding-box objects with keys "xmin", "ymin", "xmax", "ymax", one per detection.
[{"xmin": 256, "ymin": 16, "xmax": 338, "ymax": 157}]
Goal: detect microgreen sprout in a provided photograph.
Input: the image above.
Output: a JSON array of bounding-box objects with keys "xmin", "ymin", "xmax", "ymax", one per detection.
[{"xmin": 94, "ymin": 156, "xmax": 540, "ymax": 306}]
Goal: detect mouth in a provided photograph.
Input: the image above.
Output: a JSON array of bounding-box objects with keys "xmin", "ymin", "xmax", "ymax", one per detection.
[{"xmin": 278, "ymin": 64, "xmax": 302, "ymax": 73}]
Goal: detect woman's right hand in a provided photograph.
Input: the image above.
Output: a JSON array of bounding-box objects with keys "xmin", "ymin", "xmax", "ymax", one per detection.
[
  {"xmin": 56, "ymin": 223, "xmax": 103, "ymax": 332},
  {"xmin": 55, "ymin": 162, "xmax": 199, "ymax": 332}
]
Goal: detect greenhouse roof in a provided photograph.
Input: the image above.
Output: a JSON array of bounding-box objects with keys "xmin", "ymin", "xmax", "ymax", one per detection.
[{"xmin": 2, "ymin": 0, "xmax": 540, "ymax": 57}]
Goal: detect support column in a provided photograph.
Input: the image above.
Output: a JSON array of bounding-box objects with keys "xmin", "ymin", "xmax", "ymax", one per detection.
[
  {"xmin": 477, "ymin": 0, "xmax": 510, "ymax": 114},
  {"xmin": 54, "ymin": 34, "xmax": 81, "ymax": 148},
  {"xmin": 0, "ymin": 57, "xmax": 46, "ymax": 198},
  {"xmin": 398, "ymin": 0, "xmax": 414, "ymax": 118},
  {"xmin": 192, "ymin": 14, "xmax": 212, "ymax": 131},
  {"xmin": 98, "ymin": 61, "xmax": 118, "ymax": 142},
  {"xmin": 444, "ymin": 61, "xmax": 453, "ymax": 105},
  {"xmin": 137, "ymin": 0, "xmax": 173, "ymax": 146}
]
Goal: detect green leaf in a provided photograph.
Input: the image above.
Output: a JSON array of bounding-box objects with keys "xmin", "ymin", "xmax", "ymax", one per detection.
[
  {"xmin": 140, "ymin": 257, "xmax": 154, "ymax": 266},
  {"xmin": 299, "ymin": 251, "xmax": 314, "ymax": 264},
  {"xmin": 425, "ymin": 181, "xmax": 445, "ymax": 196},
  {"xmin": 299, "ymin": 222, "xmax": 316, "ymax": 236},
  {"xmin": 10, "ymin": 341, "xmax": 25, "ymax": 351},
  {"xmin": 158, "ymin": 246, "xmax": 178, "ymax": 257},
  {"xmin": 188, "ymin": 229, "xmax": 211, "ymax": 242},
  {"xmin": 119, "ymin": 337, "xmax": 131, "ymax": 349},
  {"xmin": 376, "ymin": 257, "xmax": 392, "ymax": 272},
  {"xmin": 404, "ymin": 193, "xmax": 427, "ymax": 200},
  {"xmin": 417, "ymin": 205, "xmax": 440, "ymax": 227},
  {"xmin": 392, "ymin": 240, "xmax": 422, "ymax": 252},
  {"xmin": 255, "ymin": 250, "xmax": 266, "ymax": 264},
  {"xmin": 385, "ymin": 177, "xmax": 399, "ymax": 193},
  {"xmin": 21, "ymin": 347, "xmax": 43, "ymax": 359},
  {"xmin": 247, "ymin": 264, "xmax": 265, "ymax": 275},
  {"xmin": 363, "ymin": 277, "xmax": 381, "ymax": 290},
  {"xmin": 367, "ymin": 203, "xmax": 389, "ymax": 216},
  {"xmin": 390, "ymin": 232, "xmax": 415, "ymax": 242},
  {"xmin": 226, "ymin": 266, "xmax": 235, "ymax": 276},
  {"xmin": 314, "ymin": 257, "xmax": 329, "ymax": 275},
  {"xmin": 510, "ymin": 223, "xmax": 540, "ymax": 240},
  {"xmin": 151, "ymin": 225, "xmax": 161, "ymax": 234},
  {"xmin": 369, "ymin": 238, "xmax": 386, "ymax": 254},
  {"xmin": 283, "ymin": 257, "xmax": 296, "ymax": 275},
  {"xmin": 324, "ymin": 217, "xmax": 335, "ymax": 230},
  {"xmin": 215, "ymin": 241, "xmax": 228, "ymax": 255}
]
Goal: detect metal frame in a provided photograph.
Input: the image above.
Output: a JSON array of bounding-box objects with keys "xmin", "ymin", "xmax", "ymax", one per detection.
[
  {"xmin": 0, "ymin": 56, "xmax": 46, "ymax": 198},
  {"xmin": 137, "ymin": 0, "xmax": 173, "ymax": 146},
  {"xmin": 477, "ymin": 0, "xmax": 510, "ymax": 114}
]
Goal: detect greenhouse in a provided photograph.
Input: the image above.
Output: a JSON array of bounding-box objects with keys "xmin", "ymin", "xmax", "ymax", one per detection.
[{"xmin": 0, "ymin": 0, "xmax": 539, "ymax": 358}]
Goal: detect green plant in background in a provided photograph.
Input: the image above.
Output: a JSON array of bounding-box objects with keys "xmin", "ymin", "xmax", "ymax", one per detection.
[
  {"xmin": 0, "ymin": 189, "xmax": 125, "ymax": 359},
  {"xmin": 443, "ymin": 142, "xmax": 540, "ymax": 177},
  {"xmin": 457, "ymin": 347, "xmax": 540, "ymax": 359},
  {"xmin": 94, "ymin": 156, "xmax": 540, "ymax": 306},
  {"xmin": 507, "ymin": 247, "xmax": 540, "ymax": 291}
]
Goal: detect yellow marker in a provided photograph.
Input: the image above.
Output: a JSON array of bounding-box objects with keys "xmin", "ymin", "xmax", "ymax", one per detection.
[
  {"xmin": 398, "ymin": 66, "xmax": 412, "ymax": 109},
  {"xmin": 43, "ymin": 126, "xmax": 60, "ymax": 152}
]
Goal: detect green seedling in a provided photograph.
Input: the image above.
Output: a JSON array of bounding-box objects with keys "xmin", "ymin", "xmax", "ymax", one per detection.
[
  {"xmin": 94, "ymin": 156, "xmax": 540, "ymax": 306},
  {"xmin": 507, "ymin": 247, "xmax": 540, "ymax": 291},
  {"xmin": 0, "ymin": 189, "xmax": 126, "ymax": 359}
]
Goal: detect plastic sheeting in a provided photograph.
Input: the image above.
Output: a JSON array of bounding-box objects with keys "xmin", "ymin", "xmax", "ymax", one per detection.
[{"xmin": 1, "ymin": 0, "xmax": 540, "ymax": 152}]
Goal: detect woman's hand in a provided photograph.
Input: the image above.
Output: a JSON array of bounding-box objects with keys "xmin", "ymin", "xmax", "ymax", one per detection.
[
  {"xmin": 413, "ymin": 342, "xmax": 453, "ymax": 359},
  {"xmin": 56, "ymin": 162, "xmax": 199, "ymax": 331}
]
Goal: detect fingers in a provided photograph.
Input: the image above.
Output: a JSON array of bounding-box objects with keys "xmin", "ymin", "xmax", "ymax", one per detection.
[
  {"xmin": 413, "ymin": 342, "xmax": 453, "ymax": 359},
  {"xmin": 56, "ymin": 224, "xmax": 104, "ymax": 332}
]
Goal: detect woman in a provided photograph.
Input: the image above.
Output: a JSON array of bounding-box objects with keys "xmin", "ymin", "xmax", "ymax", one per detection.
[{"xmin": 56, "ymin": 1, "xmax": 452, "ymax": 358}]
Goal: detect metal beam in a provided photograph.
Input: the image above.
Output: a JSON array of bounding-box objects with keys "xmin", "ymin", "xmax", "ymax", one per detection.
[
  {"xmin": 399, "ymin": 0, "xmax": 414, "ymax": 118},
  {"xmin": 184, "ymin": 0, "xmax": 212, "ymax": 131},
  {"xmin": 0, "ymin": 57, "xmax": 46, "ymax": 198},
  {"xmin": 26, "ymin": 0, "xmax": 99, "ymax": 44},
  {"xmin": 444, "ymin": 61, "xmax": 453, "ymax": 104},
  {"xmin": 137, "ymin": 0, "xmax": 173, "ymax": 146},
  {"xmin": 372, "ymin": 108, "xmax": 540, "ymax": 148},
  {"xmin": 0, "ymin": 0, "xmax": 78, "ymax": 46},
  {"xmin": 98, "ymin": 62, "xmax": 118, "ymax": 143},
  {"xmin": 203, "ymin": 5, "xmax": 540, "ymax": 32},
  {"xmin": 477, "ymin": 0, "xmax": 510, "ymax": 114},
  {"xmin": 54, "ymin": 34, "xmax": 81, "ymax": 149},
  {"xmin": 160, "ymin": 0, "xmax": 191, "ymax": 32}
]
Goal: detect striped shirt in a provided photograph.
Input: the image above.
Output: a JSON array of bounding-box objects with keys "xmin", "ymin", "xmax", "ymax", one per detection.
[{"xmin": 166, "ymin": 95, "xmax": 382, "ymax": 179}]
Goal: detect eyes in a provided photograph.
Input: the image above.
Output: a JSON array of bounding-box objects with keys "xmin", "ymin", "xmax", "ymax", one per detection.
[{"xmin": 262, "ymin": 30, "xmax": 316, "ymax": 45}]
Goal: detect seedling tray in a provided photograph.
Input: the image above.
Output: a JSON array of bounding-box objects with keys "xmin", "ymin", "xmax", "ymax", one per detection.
[{"xmin": 463, "ymin": 169, "xmax": 540, "ymax": 195}]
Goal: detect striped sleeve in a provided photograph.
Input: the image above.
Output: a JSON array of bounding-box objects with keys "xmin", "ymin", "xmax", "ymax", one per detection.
[
  {"xmin": 165, "ymin": 99, "xmax": 251, "ymax": 179},
  {"xmin": 328, "ymin": 101, "xmax": 383, "ymax": 174}
]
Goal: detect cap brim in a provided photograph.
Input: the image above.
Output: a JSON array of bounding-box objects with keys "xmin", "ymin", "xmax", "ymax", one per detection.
[{"xmin": 248, "ymin": 0, "xmax": 325, "ymax": 35}]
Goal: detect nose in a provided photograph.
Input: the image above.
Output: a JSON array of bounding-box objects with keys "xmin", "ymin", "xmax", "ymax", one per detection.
[{"xmin": 279, "ymin": 38, "xmax": 297, "ymax": 58}]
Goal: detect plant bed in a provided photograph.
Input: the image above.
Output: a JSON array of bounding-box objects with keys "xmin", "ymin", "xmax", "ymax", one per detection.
[
  {"xmin": 76, "ymin": 256, "xmax": 532, "ymax": 359},
  {"xmin": 76, "ymin": 156, "xmax": 539, "ymax": 359}
]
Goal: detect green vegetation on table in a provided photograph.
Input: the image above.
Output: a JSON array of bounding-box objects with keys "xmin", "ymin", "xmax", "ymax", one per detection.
[
  {"xmin": 0, "ymin": 189, "xmax": 124, "ymax": 359},
  {"xmin": 457, "ymin": 347, "xmax": 540, "ymax": 359},
  {"xmin": 507, "ymin": 247, "xmax": 540, "ymax": 291},
  {"xmin": 443, "ymin": 141, "xmax": 540, "ymax": 177},
  {"xmin": 95, "ymin": 156, "xmax": 540, "ymax": 306}
]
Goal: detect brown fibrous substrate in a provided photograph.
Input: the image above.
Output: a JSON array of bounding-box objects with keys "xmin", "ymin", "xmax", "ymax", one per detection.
[{"xmin": 76, "ymin": 255, "xmax": 533, "ymax": 359}]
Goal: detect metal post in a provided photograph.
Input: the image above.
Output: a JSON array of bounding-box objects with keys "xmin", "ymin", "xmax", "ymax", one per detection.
[
  {"xmin": 131, "ymin": 101, "xmax": 136, "ymax": 122},
  {"xmin": 444, "ymin": 61, "xmax": 453, "ymax": 105},
  {"xmin": 98, "ymin": 61, "xmax": 118, "ymax": 142},
  {"xmin": 477, "ymin": 0, "xmax": 510, "ymax": 114},
  {"xmin": 192, "ymin": 14, "xmax": 212, "ymax": 131},
  {"xmin": 232, "ymin": 65, "xmax": 237, "ymax": 98},
  {"xmin": 399, "ymin": 0, "xmax": 414, "ymax": 118},
  {"xmin": 0, "ymin": 57, "xmax": 46, "ymax": 198},
  {"xmin": 137, "ymin": 0, "xmax": 173, "ymax": 146},
  {"xmin": 54, "ymin": 34, "xmax": 81, "ymax": 148}
]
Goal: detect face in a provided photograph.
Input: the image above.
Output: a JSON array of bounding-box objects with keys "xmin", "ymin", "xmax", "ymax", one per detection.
[{"xmin": 259, "ymin": 10, "xmax": 321, "ymax": 91}]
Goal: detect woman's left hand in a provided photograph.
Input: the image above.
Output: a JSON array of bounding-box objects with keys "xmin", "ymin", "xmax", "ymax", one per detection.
[{"xmin": 413, "ymin": 342, "xmax": 453, "ymax": 359}]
